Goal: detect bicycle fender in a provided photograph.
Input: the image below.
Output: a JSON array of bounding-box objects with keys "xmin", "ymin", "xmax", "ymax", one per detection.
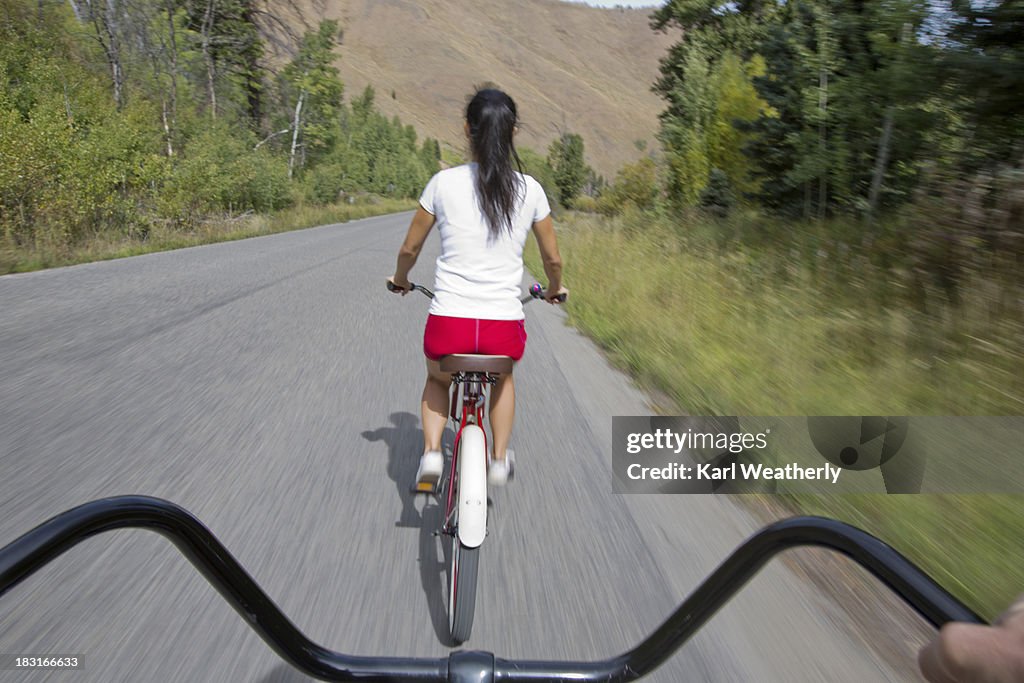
[{"xmin": 457, "ymin": 425, "xmax": 487, "ymax": 548}]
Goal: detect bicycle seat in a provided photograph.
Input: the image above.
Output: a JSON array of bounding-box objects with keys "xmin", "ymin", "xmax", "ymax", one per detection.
[{"xmin": 440, "ymin": 354, "xmax": 514, "ymax": 374}]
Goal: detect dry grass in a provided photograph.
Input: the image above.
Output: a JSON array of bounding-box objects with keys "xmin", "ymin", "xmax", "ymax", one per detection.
[{"xmin": 0, "ymin": 199, "xmax": 415, "ymax": 275}]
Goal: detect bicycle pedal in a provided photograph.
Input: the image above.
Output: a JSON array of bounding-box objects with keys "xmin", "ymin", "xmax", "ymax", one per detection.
[{"xmin": 411, "ymin": 480, "xmax": 438, "ymax": 494}]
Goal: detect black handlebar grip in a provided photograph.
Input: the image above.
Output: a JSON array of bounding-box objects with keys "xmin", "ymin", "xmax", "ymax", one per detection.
[{"xmin": 386, "ymin": 280, "xmax": 411, "ymax": 293}]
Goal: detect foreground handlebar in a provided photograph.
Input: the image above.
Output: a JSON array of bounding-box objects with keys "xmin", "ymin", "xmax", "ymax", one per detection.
[{"xmin": 0, "ymin": 496, "xmax": 984, "ymax": 682}]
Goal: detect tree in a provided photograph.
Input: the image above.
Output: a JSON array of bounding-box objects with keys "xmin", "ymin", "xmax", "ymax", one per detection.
[
  {"xmin": 652, "ymin": 1, "xmax": 778, "ymax": 207},
  {"xmin": 419, "ymin": 137, "xmax": 440, "ymax": 176},
  {"xmin": 708, "ymin": 53, "xmax": 771, "ymax": 201},
  {"xmin": 278, "ymin": 19, "xmax": 343, "ymax": 178},
  {"xmin": 517, "ymin": 146, "xmax": 558, "ymax": 208},
  {"xmin": 699, "ymin": 167, "xmax": 734, "ymax": 217},
  {"xmin": 600, "ymin": 156, "xmax": 659, "ymax": 214},
  {"xmin": 732, "ymin": 0, "xmax": 940, "ymax": 218},
  {"xmin": 651, "ymin": 0, "xmax": 778, "ymax": 121},
  {"xmin": 178, "ymin": 0, "xmax": 264, "ymax": 122},
  {"xmin": 655, "ymin": 34, "xmax": 770, "ymax": 207},
  {"xmin": 547, "ymin": 132, "xmax": 590, "ymax": 207},
  {"xmin": 945, "ymin": 0, "xmax": 1024, "ymax": 166},
  {"xmin": 0, "ymin": 4, "xmax": 162, "ymax": 243},
  {"xmin": 69, "ymin": 0, "xmax": 127, "ymax": 109},
  {"xmin": 652, "ymin": 0, "xmax": 951, "ymax": 218},
  {"xmin": 321, "ymin": 86, "xmax": 434, "ymax": 199}
]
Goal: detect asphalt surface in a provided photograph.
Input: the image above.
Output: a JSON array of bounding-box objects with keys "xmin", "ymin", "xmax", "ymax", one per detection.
[{"xmin": 0, "ymin": 212, "xmax": 915, "ymax": 681}]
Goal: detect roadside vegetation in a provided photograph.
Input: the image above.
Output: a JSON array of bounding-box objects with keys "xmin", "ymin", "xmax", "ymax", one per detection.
[
  {"xmin": 0, "ymin": 197, "xmax": 415, "ymax": 273},
  {"xmin": 527, "ymin": 205, "xmax": 1023, "ymax": 619},
  {"xmin": 0, "ymin": 1, "xmax": 430, "ymax": 273},
  {"xmin": 526, "ymin": 0, "xmax": 1023, "ymax": 620},
  {"xmin": 0, "ymin": 0, "xmax": 604, "ymax": 274}
]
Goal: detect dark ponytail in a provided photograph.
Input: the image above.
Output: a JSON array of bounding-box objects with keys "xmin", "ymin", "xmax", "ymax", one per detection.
[{"xmin": 466, "ymin": 88, "xmax": 524, "ymax": 239}]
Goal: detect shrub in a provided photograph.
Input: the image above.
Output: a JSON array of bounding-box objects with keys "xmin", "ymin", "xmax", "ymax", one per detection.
[
  {"xmin": 570, "ymin": 195, "xmax": 599, "ymax": 213},
  {"xmin": 161, "ymin": 127, "xmax": 291, "ymax": 223},
  {"xmin": 304, "ymin": 163, "xmax": 346, "ymax": 204}
]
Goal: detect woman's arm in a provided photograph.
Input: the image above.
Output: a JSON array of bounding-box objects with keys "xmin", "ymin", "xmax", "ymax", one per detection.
[
  {"xmin": 531, "ymin": 216, "xmax": 567, "ymax": 303},
  {"xmin": 390, "ymin": 207, "xmax": 436, "ymax": 292}
]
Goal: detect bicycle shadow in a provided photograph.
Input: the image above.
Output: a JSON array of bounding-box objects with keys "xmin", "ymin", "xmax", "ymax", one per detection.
[{"xmin": 361, "ymin": 412, "xmax": 456, "ymax": 645}]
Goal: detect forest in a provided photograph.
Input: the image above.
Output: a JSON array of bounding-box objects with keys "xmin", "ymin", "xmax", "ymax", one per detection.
[{"xmin": 0, "ymin": 0, "xmax": 447, "ymax": 267}]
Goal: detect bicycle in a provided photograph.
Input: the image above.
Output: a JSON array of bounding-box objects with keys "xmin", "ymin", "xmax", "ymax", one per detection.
[
  {"xmin": 386, "ymin": 279, "xmax": 566, "ymax": 643},
  {"xmin": 0, "ymin": 496, "xmax": 985, "ymax": 681}
]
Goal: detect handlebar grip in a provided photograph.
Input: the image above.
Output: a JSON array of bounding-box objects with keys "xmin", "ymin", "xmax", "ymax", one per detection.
[
  {"xmin": 529, "ymin": 283, "xmax": 567, "ymax": 303},
  {"xmin": 387, "ymin": 280, "xmax": 412, "ymax": 293}
]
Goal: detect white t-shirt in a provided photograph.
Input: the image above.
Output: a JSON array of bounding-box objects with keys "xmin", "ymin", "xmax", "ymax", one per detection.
[{"xmin": 419, "ymin": 163, "xmax": 551, "ymax": 320}]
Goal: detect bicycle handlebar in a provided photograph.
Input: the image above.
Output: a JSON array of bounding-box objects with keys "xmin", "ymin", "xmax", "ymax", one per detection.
[
  {"xmin": 0, "ymin": 496, "xmax": 984, "ymax": 682},
  {"xmin": 386, "ymin": 280, "xmax": 567, "ymax": 304},
  {"xmin": 387, "ymin": 279, "xmax": 435, "ymax": 299},
  {"xmin": 529, "ymin": 283, "xmax": 568, "ymax": 303}
]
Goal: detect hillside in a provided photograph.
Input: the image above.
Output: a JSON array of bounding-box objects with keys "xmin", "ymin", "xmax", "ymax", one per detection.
[{"xmin": 292, "ymin": 0, "xmax": 677, "ymax": 177}]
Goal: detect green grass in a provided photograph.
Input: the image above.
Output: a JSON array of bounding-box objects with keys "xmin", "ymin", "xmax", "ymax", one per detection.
[
  {"xmin": 527, "ymin": 209, "xmax": 1024, "ymax": 620},
  {"xmin": 0, "ymin": 198, "xmax": 416, "ymax": 275}
]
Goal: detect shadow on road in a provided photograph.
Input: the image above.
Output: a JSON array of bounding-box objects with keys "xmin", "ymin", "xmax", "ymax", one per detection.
[
  {"xmin": 361, "ymin": 412, "xmax": 456, "ymax": 646},
  {"xmin": 361, "ymin": 412, "xmax": 425, "ymax": 528}
]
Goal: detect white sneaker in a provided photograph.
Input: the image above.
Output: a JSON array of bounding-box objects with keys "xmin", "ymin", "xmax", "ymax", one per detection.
[
  {"xmin": 488, "ymin": 449, "xmax": 515, "ymax": 487},
  {"xmin": 416, "ymin": 450, "xmax": 443, "ymax": 486}
]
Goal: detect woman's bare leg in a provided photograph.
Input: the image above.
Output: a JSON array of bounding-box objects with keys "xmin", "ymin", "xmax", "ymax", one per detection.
[
  {"xmin": 489, "ymin": 372, "xmax": 514, "ymax": 460},
  {"xmin": 421, "ymin": 359, "xmax": 449, "ymax": 452}
]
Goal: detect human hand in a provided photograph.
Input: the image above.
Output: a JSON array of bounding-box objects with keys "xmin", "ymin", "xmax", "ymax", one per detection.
[
  {"xmin": 387, "ymin": 275, "xmax": 411, "ymax": 295},
  {"xmin": 545, "ymin": 285, "xmax": 569, "ymax": 304},
  {"xmin": 919, "ymin": 595, "xmax": 1024, "ymax": 683}
]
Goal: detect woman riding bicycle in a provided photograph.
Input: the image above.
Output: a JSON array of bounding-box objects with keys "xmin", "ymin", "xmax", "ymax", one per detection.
[{"xmin": 388, "ymin": 87, "xmax": 566, "ymax": 488}]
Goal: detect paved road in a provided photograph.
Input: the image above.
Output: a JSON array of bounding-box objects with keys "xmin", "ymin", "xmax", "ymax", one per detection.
[{"xmin": 0, "ymin": 212, "xmax": 915, "ymax": 681}]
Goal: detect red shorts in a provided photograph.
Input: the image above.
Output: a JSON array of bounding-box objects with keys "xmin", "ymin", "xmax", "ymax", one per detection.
[{"xmin": 423, "ymin": 315, "xmax": 527, "ymax": 361}]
